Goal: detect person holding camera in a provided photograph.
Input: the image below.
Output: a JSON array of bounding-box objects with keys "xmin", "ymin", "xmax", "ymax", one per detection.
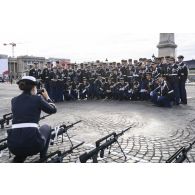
[{"xmin": 7, "ymin": 76, "xmax": 57, "ymax": 162}]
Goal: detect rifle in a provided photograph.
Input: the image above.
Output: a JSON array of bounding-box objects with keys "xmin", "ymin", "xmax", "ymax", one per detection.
[
  {"xmin": 79, "ymin": 126, "xmax": 131, "ymax": 163},
  {"xmin": 0, "ymin": 138, "xmax": 8, "ymax": 152},
  {"xmin": 166, "ymin": 140, "xmax": 195, "ymax": 163},
  {"xmin": 50, "ymin": 120, "xmax": 82, "ymax": 147},
  {"xmin": 36, "ymin": 142, "xmax": 84, "ymax": 163},
  {"xmin": 0, "ymin": 113, "xmax": 13, "ymax": 129}
]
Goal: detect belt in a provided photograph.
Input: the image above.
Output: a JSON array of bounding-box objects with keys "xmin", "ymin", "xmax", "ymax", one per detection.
[{"xmin": 12, "ymin": 123, "xmax": 39, "ymax": 129}]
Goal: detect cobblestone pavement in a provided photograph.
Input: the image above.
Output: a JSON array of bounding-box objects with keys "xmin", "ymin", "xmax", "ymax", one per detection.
[{"xmin": 1, "ymin": 83, "xmax": 195, "ymax": 163}]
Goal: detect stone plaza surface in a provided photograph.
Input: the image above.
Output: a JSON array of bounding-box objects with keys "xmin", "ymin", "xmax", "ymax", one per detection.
[{"xmin": 0, "ymin": 83, "xmax": 195, "ymax": 163}]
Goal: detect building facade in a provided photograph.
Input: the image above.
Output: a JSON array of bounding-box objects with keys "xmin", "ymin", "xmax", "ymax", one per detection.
[
  {"xmin": 8, "ymin": 56, "xmax": 71, "ymax": 79},
  {"xmin": 8, "ymin": 56, "xmax": 46, "ymax": 78}
]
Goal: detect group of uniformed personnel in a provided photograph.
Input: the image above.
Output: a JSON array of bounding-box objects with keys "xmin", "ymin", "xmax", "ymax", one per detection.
[{"xmin": 28, "ymin": 55, "xmax": 188, "ymax": 107}]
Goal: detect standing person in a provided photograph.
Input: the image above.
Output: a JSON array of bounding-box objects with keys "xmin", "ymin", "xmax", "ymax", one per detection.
[
  {"xmin": 56, "ymin": 65, "xmax": 64, "ymax": 102},
  {"xmin": 177, "ymin": 55, "xmax": 188, "ymax": 104},
  {"xmin": 50, "ymin": 67, "xmax": 58, "ymax": 102},
  {"xmin": 7, "ymin": 76, "xmax": 57, "ymax": 162},
  {"xmin": 169, "ymin": 57, "xmax": 180, "ymax": 105},
  {"xmin": 9, "ymin": 72, "xmax": 13, "ymax": 84},
  {"xmin": 29, "ymin": 62, "xmax": 42, "ymax": 89},
  {"xmin": 42, "ymin": 62, "xmax": 52, "ymax": 97}
]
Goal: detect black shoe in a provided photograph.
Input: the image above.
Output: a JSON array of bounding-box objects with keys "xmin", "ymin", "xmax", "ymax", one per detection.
[{"xmin": 13, "ymin": 156, "xmax": 26, "ymax": 163}]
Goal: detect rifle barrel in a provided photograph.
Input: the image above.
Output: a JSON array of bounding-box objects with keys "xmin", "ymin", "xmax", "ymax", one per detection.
[
  {"xmin": 50, "ymin": 120, "xmax": 82, "ymax": 140},
  {"xmin": 0, "ymin": 138, "xmax": 7, "ymax": 144},
  {"xmin": 0, "ymin": 143, "xmax": 8, "ymax": 151},
  {"xmin": 166, "ymin": 147, "xmax": 184, "ymax": 163},
  {"xmin": 46, "ymin": 142, "xmax": 84, "ymax": 163},
  {"xmin": 36, "ymin": 151, "xmax": 60, "ymax": 163}
]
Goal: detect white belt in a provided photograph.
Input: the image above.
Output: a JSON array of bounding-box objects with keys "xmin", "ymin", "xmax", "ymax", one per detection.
[{"xmin": 12, "ymin": 123, "xmax": 39, "ymax": 129}]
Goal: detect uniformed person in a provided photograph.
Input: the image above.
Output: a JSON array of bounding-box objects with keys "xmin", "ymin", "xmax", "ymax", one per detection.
[
  {"xmin": 7, "ymin": 76, "xmax": 57, "ymax": 162},
  {"xmin": 131, "ymin": 80, "xmax": 141, "ymax": 101},
  {"xmin": 50, "ymin": 67, "xmax": 58, "ymax": 102},
  {"xmin": 169, "ymin": 57, "xmax": 180, "ymax": 105},
  {"xmin": 117, "ymin": 77, "xmax": 129, "ymax": 100},
  {"xmin": 42, "ymin": 61, "xmax": 52, "ymax": 97},
  {"xmin": 177, "ymin": 55, "xmax": 188, "ymax": 104},
  {"xmin": 29, "ymin": 62, "xmax": 42, "ymax": 89},
  {"xmin": 77, "ymin": 77, "xmax": 90, "ymax": 99},
  {"xmin": 151, "ymin": 75, "xmax": 172, "ymax": 107},
  {"xmin": 140, "ymin": 72, "xmax": 152, "ymax": 100},
  {"xmin": 56, "ymin": 66, "xmax": 64, "ymax": 102},
  {"xmin": 94, "ymin": 74, "xmax": 103, "ymax": 99},
  {"xmin": 104, "ymin": 77, "xmax": 114, "ymax": 99},
  {"xmin": 63, "ymin": 77, "xmax": 72, "ymax": 101}
]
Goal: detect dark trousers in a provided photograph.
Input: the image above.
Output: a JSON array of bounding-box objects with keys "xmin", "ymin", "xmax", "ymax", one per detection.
[
  {"xmin": 118, "ymin": 90, "xmax": 129, "ymax": 100},
  {"xmin": 44, "ymin": 81, "xmax": 51, "ymax": 97},
  {"xmin": 39, "ymin": 125, "xmax": 52, "ymax": 158},
  {"xmin": 150, "ymin": 91, "xmax": 158, "ymax": 103},
  {"xmin": 179, "ymin": 79, "xmax": 187, "ymax": 104},
  {"xmin": 88, "ymin": 86, "xmax": 95, "ymax": 99},
  {"xmin": 8, "ymin": 125, "xmax": 52, "ymax": 162},
  {"xmin": 79, "ymin": 90, "xmax": 88, "ymax": 99},
  {"xmin": 50, "ymin": 85, "xmax": 57, "ymax": 102},
  {"xmin": 131, "ymin": 91, "xmax": 140, "ymax": 101},
  {"xmin": 140, "ymin": 92, "xmax": 150, "ymax": 100},
  {"xmin": 64, "ymin": 90, "xmax": 77, "ymax": 100},
  {"xmin": 94, "ymin": 88, "xmax": 103, "ymax": 99},
  {"xmin": 172, "ymin": 81, "xmax": 180, "ymax": 104},
  {"xmin": 157, "ymin": 96, "xmax": 171, "ymax": 107}
]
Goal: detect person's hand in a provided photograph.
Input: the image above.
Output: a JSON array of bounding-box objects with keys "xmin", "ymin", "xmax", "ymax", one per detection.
[{"xmin": 42, "ymin": 88, "xmax": 50, "ymax": 100}]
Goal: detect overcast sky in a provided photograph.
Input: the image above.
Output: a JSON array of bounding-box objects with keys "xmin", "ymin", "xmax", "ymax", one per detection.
[{"xmin": 0, "ymin": 0, "xmax": 195, "ymax": 62}]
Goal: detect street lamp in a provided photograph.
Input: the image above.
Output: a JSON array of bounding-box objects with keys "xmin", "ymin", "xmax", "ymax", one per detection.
[{"xmin": 3, "ymin": 42, "xmax": 17, "ymax": 57}]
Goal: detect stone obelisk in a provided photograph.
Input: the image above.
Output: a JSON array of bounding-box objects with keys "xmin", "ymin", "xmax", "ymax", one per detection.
[{"xmin": 157, "ymin": 33, "xmax": 177, "ymax": 58}]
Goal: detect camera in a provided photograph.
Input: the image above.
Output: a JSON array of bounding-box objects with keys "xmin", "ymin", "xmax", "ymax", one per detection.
[{"xmin": 37, "ymin": 89, "xmax": 44, "ymax": 95}]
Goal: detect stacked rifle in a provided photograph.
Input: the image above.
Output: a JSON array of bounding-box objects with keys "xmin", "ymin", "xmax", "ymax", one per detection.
[
  {"xmin": 0, "ymin": 113, "xmax": 13, "ymax": 129},
  {"xmin": 36, "ymin": 142, "xmax": 84, "ymax": 163},
  {"xmin": 0, "ymin": 138, "xmax": 7, "ymax": 152}
]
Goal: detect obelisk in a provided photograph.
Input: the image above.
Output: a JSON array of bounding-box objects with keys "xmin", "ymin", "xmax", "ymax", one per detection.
[{"xmin": 157, "ymin": 33, "xmax": 177, "ymax": 57}]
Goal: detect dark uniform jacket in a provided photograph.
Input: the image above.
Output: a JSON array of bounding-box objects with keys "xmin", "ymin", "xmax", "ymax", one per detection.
[
  {"xmin": 178, "ymin": 62, "xmax": 188, "ymax": 81},
  {"xmin": 29, "ymin": 68, "xmax": 41, "ymax": 79},
  {"xmin": 42, "ymin": 68, "xmax": 52, "ymax": 83}
]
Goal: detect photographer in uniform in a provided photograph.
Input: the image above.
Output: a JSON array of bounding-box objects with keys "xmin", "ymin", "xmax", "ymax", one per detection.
[{"xmin": 7, "ymin": 76, "xmax": 57, "ymax": 162}]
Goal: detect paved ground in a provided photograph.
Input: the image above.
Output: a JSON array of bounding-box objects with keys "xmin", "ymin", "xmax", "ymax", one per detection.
[{"xmin": 1, "ymin": 83, "xmax": 195, "ymax": 163}]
